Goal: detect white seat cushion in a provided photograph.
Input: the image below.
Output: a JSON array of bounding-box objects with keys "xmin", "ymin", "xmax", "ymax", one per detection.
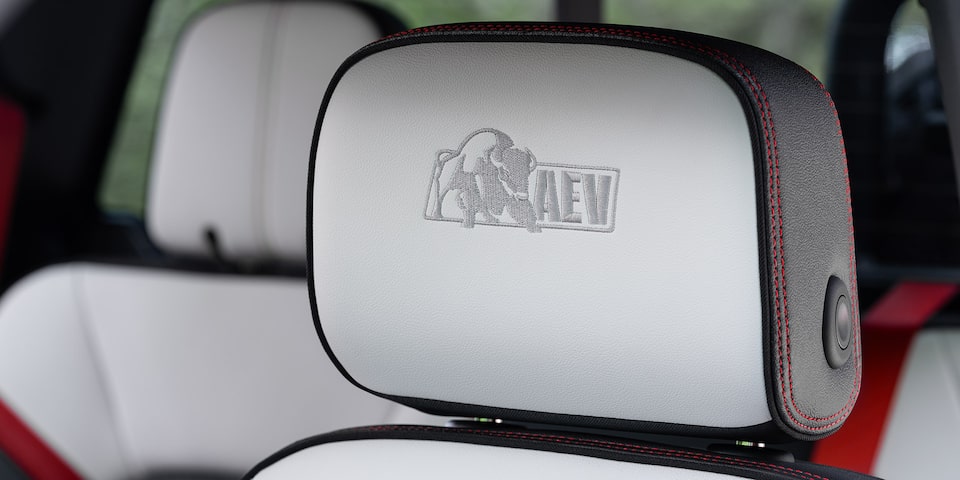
[
  {"xmin": 874, "ymin": 330, "xmax": 960, "ymax": 480},
  {"xmin": 0, "ymin": 264, "xmax": 440, "ymax": 479},
  {"xmin": 147, "ymin": 1, "xmax": 386, "ymax": 262},
  {"xmin": 0, "ymin": 2, "xmax": 444, "ymax": 478}
]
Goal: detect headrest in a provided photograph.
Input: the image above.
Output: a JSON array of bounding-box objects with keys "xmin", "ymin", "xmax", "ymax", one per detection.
[
  {"xmin": 147, "ymin": 1, "xmax": 402, "ymax": 262},
  {"xmin": 309, "ymin": 24, "xmax": 860, "ymax": 441}
]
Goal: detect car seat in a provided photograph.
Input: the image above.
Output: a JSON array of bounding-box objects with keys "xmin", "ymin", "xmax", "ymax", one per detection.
[{"xmin": 245, "ymin": 22, "xmax": 879, "ymax": 480}]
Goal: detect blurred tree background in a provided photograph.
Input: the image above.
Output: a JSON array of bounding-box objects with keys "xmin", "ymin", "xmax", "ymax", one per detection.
[
  {"xmin": 607, "ymin": 0, "xmax": 835, "ymax": 75},
  {"xmin": 100, "ymin": 0, "xmax": 926, "ymax": 216}
]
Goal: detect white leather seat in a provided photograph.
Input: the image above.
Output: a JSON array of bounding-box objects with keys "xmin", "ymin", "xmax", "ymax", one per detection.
[
  {"xmin": 874, "ymin": 330, "xmax": 960, "ymax": 479},
  {"xmin": 246, "ymin": 22, "xmax": 878, "ymax": 480},
  {"xmin": 0, "ymin": 2, "xmax": 439, "ymax": 479},
  {"xmin": 805, "ymin": 283, "xmax": 960, "ymax": 479}
]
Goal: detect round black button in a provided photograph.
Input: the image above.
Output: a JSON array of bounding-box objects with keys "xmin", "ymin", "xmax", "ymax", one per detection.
[
  {"xmin": 835, "ymin": 295, "xmax": 851, "ymax": 350},
  {"xmin": 823, "ymin": 276, "xmax": 853, "ymax": 369}
]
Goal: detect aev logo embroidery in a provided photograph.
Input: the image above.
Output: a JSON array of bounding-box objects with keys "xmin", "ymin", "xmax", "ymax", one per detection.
[{"xmin": 424, "ymin": 129, "xmax": 620, "ymax": 233}]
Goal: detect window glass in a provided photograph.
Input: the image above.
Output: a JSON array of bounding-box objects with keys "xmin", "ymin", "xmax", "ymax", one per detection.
[
  {"xmin": 364, "ymin": 0, "xmax": 552, "ymax": 26},
  {"xmin": 887, "ymin": 0, "xmax": 931, "ymax": 71},
  {"xmin": 605, "ymin": 0, "xmax": 836, "ymax": 78}
]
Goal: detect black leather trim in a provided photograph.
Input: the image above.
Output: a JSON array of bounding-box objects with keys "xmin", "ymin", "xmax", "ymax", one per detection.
[
  {"xmin": 306, "ymin": 23, "xmax": 859, "ymax": 441},
  {"xmin": 243, "ymin": 425, "xmax": 879, "ymax": 480},
  {"xmin": 701, "ymin": 33, "xmax": 861, "ymax": 439}
]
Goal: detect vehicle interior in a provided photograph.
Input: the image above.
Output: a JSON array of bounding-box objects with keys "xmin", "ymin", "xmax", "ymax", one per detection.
[{"xmin": 0, "ymin": 0, "xmax": 957, "ymax": 479}]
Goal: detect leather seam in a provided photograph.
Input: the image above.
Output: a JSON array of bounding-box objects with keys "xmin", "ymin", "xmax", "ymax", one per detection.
[
  {"xmin": 250, "ymin": 3, "xmax": 282, "ymax": 259},
  {"xmin": 68, "ymin": 266, "xmax": 135, "ymax": 475}
]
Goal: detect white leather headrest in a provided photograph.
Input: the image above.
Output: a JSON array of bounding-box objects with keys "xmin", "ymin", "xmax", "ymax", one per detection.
[
  {"xmin": 309, "ymin": 24, "xmax": 860, "ymax": 441},
  {"xmin": 147, "ymin": 1, "xmax": 401, "ymax": 262}
]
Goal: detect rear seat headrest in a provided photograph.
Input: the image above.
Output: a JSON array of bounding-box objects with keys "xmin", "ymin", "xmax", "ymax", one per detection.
[
  {"xmin": 147, "ymin": 1, "xmax": 402, "ymax": 263},
  {"xmin": 308, "ymin": 24, "xmax": 860, "ymax": 441}
]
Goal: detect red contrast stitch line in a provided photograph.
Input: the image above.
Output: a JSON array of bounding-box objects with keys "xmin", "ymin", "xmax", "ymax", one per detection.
[
  {"xmin": 822, "ymin": 84, "xmax": 862, "ymax": 399},
  {"xmin": 690, "ymin": 38, "xmax": 856, "ymax": 429},
  {"xmin": 377, "ymin": 23, "xmax": 856, "ymax": 431},
  {"xmin": 775, "ymin": 66, "xmax": 862, "ymax": 428},
  {"xmin": 363, "ymin": 425, "xmax": 828, "ymax": 480}
]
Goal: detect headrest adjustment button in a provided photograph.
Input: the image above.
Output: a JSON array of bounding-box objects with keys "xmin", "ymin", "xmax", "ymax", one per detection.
[{"xmin": 823, "ymin": 276, "xmax": 853, "ymax": 369}]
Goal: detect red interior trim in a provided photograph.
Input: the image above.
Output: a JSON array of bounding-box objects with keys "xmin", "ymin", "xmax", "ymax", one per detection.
[
  {"xmin": 0, "ymin": 401, "xmax": 81, "ymax": 480},
  {"xmin": 0, "ymin": 98, "xmax": 25, "ymax": 272},
  {"xmin": 810, "ymin": 281, "xmax": 959, "ymax": 473}
]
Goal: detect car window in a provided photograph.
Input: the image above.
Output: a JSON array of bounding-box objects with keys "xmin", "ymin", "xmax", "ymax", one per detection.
[
  {"xmin": 365, "ymin": 0, "xmax": 551, "ymax": 26},
  {"xmin": 605, "ymin": 0, "xmax": 836, "ymax": 78},
  {"xmin": 887, "ymin": 0, "xmax": 931, "ymax": 71}
]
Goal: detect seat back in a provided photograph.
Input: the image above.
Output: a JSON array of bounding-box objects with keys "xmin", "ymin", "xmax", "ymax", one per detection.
[
  {"xmin": 0, "ymin": 3, "xmax": 440, "ymax": 479},
  {"xmin": 247, "ymin": 22, "xmax": 875, "ymax": 480},
  {"xmin": 148, "ymin": 0, "xmax": 400, "ymax": 263},
  {"xmin": 872, "ymin": 328, "xmax": 960, "ymax": 479}
]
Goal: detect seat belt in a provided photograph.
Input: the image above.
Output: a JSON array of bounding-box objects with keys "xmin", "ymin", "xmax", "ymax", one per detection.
[
  {"xmin": 0, "ymin": 402, "xmax": 81, "ymax": 480},
  {"xmin": 810, "ymin": 281, "xmax": 958, "ymax": 474}
]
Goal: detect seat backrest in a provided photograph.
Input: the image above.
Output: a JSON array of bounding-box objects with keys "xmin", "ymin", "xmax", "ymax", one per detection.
[
  {"xmin": 246, "ymin": 22, "xmax": 877, "ymax": 479},
  {"xmin": 0, "ymin": 3, "xmax": 439, "ymax": 479},
  {"xmin": 871, "ymin": 328, "xmax": 960, "ymax": 479},
  {"xmin": 147, "ymin": 0, "xmax": 401, "ymax": 263}
]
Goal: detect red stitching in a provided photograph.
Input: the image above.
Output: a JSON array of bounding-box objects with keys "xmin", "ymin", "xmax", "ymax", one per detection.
[
  {"xmin": 681, "ymin": 39, "xmax": 857, "ymax": 429},
  {"xmin": 363, "ymin": 425, "xmax": 829, "ymax": 480},
  {"xmin": 377, "ymin": 23, "xmax": 859, "ymax": 432},
  {"xmin": 819, "ymin": 84, "xmax": 862, "ymax": 405}
]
